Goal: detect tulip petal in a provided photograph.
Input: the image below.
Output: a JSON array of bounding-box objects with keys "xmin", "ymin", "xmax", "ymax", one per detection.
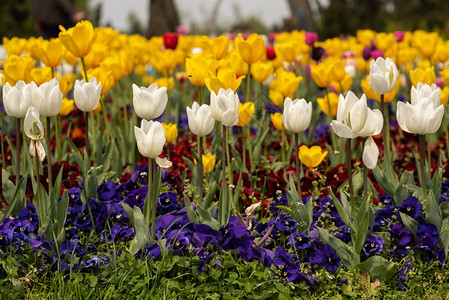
[{"xmin": 363, "ymin": 136, "xmax": 379, "ymax": 169}]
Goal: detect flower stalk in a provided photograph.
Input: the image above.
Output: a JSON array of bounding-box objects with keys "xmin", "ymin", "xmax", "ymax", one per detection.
[
  {"xmin": 295, "ymin": 133, "xmax": 302, "ymax": 200},
  {"xmin": 347, "ymin": 138, "xmax": 355, "ymax": 218},
  {"xmin": 198, "ymin": 136, "xmax": 204, "ymax": 205},
  {"xmin": 15, "ymin": 118, "xmax": 21, "ymax": 184},
  {"xmin": 419, "ymin": 134, "xmax": 428, "ymax": 197},
  {"xmin": 46, "ymin": 117, "xmax": 53, "ymax": 191}
]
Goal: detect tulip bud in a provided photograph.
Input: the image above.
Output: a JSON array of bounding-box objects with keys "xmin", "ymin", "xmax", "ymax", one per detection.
[
  {"xmin": 2, "ymin": 80, "xmax": 35, "ymax": 118},
  {"xmin": 282, "ymin": 97, "xmax": 312, "ymax": 133},
  {"xmin": 210, "ymin": 88, "xmax": 239, "ymax": 127},
  {"xmin": 32, "ymin": 78, "xmax": 63, "ymax": 117},
  {"xmin": 134, "ymin": 120, "xmax": 166, "ymax": 159},
  {"xmin": 369, "ymin": 57, "xmax": 399, "ymax": 95},
  {"xmin": 202, "ymin": 153, "xmax": 216, "ymax": 174},
  {"xmin": 162, "ymin": 123, "xmax": 178, "ymax": 143},
  {"xmin": 186, "ymin": 102, "xmax": 215, "ymax": 137},
  {"xmin": 24, "ymin": 106, "xmax": 46, "ymax": 161},
  {"xmin": 132, "ymin": 83, "xmax": 168, "ymax": 120},
  {"xmin": 298, "ymin": 145, "xmax": 327, "ymax": 168},
  {"xmin": 162, "ymin": 32, "xmax": 178, "ymax": 50},
  {"xmin": 236, "ymin": 102, "xmax": 255, "ymax": 127},
  {"xmin": 74, "ymin": 77, "xmax": 102, "ymax": 112}
]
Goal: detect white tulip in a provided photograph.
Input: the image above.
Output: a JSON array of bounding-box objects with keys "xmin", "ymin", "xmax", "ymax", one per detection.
[
  {"xmin": 32, "ymin": 78, "xmax": 63, "ymax": 117},
  {"xmin": 24, "ymin": 106, "xmax": 46, "ymax": 161},
  {"xmin": 330, "ymin": 92, "xmax": 383, "ymax": 139},
  {"xmin": 397, "ymin": 83, "xmax": 444, "ymax": 135},
  {"xmin": 132, "ymin": 83, "xmax": 168, "ymax": 120},
  {"xmin": 282, "ymin": 97, "xmax": 312, "ymax": 133},
  {"xmin": 134, "ymin": 120, "xmax": 166, "ymax": 159},
  {"xmin": 74, "ymin": 77, "xmax": 102, "ymax": 112},
  {"xmin": 210, "ymin": 88, "xmax": 239, "ymax": 127},
  {"xmin": 369, "ymin": 57, "xmax": 399, "ymax": 95},
  {"xmin": 186, "ymin": 102, "xmax": 215, "ymax": 136},
  {"xmin": 2, "ymin": 81, "xmax": 35, "ymax": 118}
]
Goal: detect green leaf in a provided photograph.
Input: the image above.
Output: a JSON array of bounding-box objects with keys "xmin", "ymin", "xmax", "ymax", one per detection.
[
  {"xmin": 65, "ymin": 135, "xmax": 84, "ymax": 170},
  {"xmin": 353, "ymin": 197, "xmax": 370, "ymax": 255},
  {"xmin": 400, "ymin": 212, "xmax": 419, "ymax": 239},
  {"xmin": 197, "ymin": 205, "xmax": 220, "ymax": 230},
  {"xmin": 372, "ymin": 166, "xmax": 395, "ymax": 197},
  {"xmin": 317, "ymin": 227, "xmax": 358, "ymax": 270},
  {"xmin": 252, "ymin": 128, "xmax": 269, "ymax": 163},
  {"xmin": 218, "ymin": 183, "xmax": 230, "ymax": 228},
  {"xmin": 439, "ymin": 218, "xmax": 449, "ymax": 262},
  {"xmin": 183, "ymin": 193, "xmax": 199, "ymax": 224},
  {"xmin": 356, "ymin": 255, "xmax": 398, "ymax": 282},
  {"xmin": 121, "ymin": 202, "xmax": 135, "ymax": 226},
  {"xmin": 294, "ymin": 200, "xmax": 313, "ymax": 234},
  {"xmin": 329, "ymin": 189, "xmax": 353, "ymax": 231},
  {"xmin": 0, "ymin": 175, "xmax": 27, "ymax": 223},
  {"xmin": 425, "ymin": 190, "xmax": 442, "ymax": 232},
  {"xmin": 132, "ymin": 206, "xmax": 150, "ymax": 250}
]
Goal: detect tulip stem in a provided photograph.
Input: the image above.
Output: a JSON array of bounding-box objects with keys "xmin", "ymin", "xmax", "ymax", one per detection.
[
  {"xmin": 226, "ymin": 126, "xmax": 232, "ymax": 185},
  {"xmin": 246, "ymin": 126, "xmax": 253, "ymax": 171},
  {"xmin": 295, "ymin": 133, "xmax": 302, "ymax": 201},
  {"xmin": 33, "ymin": 141, "xmax": 40, "ymax": 189},
  {"xmin": 419, "ymin": 134, "xmax": 428, "ymax": 197},
  {"xmin": 445, "ymin": 129, "xmax": 449, "ymax": 160},
  {"xmin": 380, "ymin": 94, "xmax": 390, "ymax": 162},
  {"xmin": 246, "ymin": 64, "xmax": 251, "ymax": 102},
  {"xmin": 15, "ymin": 118, "xmax": 21, "ymax": 184},
  {"xmin": 46, "ymin": 117, "xmax": 53, "ymax": 191},
  {"xmin": 198, "ymin": 136, "xmax": 204, "ymax": 206},
  {"xmin": 80, "ymin": 57, "xmax": 89, "ymax": 82},
  {"xmin": 150, "ymin": 158, "xmax": 157, "ymax": 242},
  {"xmin": 363, "ymin": 164, "xmax": 368, "ymax": 199},
  {"xmin": 347, "ymin": 138, "xmax": 355, "ymax": 218},
  {"xmin": 222, "ymin": 125, "xmax": 227, "ymax": 188},
  {"xmin": 85, "ymin": 112, "xmax": 89, "ymax": 157},
  {"xmin": 0, "ymin": 113, "xmax": 5, "ymax": 171}
]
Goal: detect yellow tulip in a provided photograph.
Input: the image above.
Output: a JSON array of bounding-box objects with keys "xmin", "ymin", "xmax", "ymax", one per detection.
[
  {"xmin": 317, "ymin": 93, "xmax": 339, "ymax": 117},
  {"xmin": 236, "ymin": 102, "xmax": 255, "ymax": 127},
  {"xmin": 162, "ymin": 123, "xmax": 178, "ymax": 143},
  {"xmin": 151, "ymin": 49, "xmax": 179, "ymax": 75},
  {"xmin": 235, "ymin": 33, "xmax": 264, "ymax": 65},
  {"xmin": 88, "ymin": 67, "xmax": 115, "ymax": 96},
  {"xmin": 274, "ymin": 42, "xmax": 300, "ymax": 63},
  {"xmin": 374, "ymin": 33, "xmax": 396, "ymax": 51},
  {"xmin": 432, "ymin": 42, "xmax": 449, "ymax": 63},
  {"xmin": 329, "ymin": 59, "xmax": 346, "ymax": 83},
  {"xmin": 134, "ymin": 64, "xmax": 147, "ymax": 77},
  {"xmin": 2, "ymin": 37, "xmax": 27, "ymax": 56},
  {"xmin": 205, "ymin": 68, "xmax": 245, "ymax": 94},
  {"xmin": 57, "ymin": 74, "xmax": 77, "ymax": 97},
  {"xmin": 298, "ymin": 145, "xmax": 328, "ymax": 168},
  {"xmin": 0, "ymin": 55, "xmax": 35, "ymax": 85},
  {"xmin": 202, "ymin": 153, "xmax": 216, "ymax": 174},
  {"xmin": 361, "ymin": 75, "xmax": 399, "ymax": 103},
  {"xmin": 413, "ymin": 31, "xmax": 439, "ymax": 59},
  {"xmin": 186, "ymin": 54, "xmax": 218, "ymax": 87},
  {"xmin": 270, "ymin": 70, "xmax": 302, "ymax": 99},
  {"xmin": 207, "ymin": 35, "xmax": 230, "ymax": 60},
  {"xmin": 311, "ymin": 62, "xmax": 334, "ymax": 88},
  {"xmin": 62, "ymin": 48, "xmax": 79, "ymax": 66},
  {"xmin": 440, "ymin": 67, "xmax": 449, "ymax": 87},
  {"xmin": 32, "ymin": 38, "xmax": 64, "ymax": 68},
  {"xmin": 270, "ymin": 113, "xmax": 284, "ymax": 131},
  {"xmin": 60, "ymin": 98, "xmax": 75, "ymax": 116},
  {"xmin": 30, "ymin": 67, "xmax": 53, "ymax": 86},
  {"xmin": 250, "ymin": 61, "xmax": 273, "ymax": 83},
  {"xmin": 410, "ymin": 66, "xmax": 436, "ymax": 87},
  {"xmin": 155, "ymin": 77, "xmax": 175, "ymax": 92},
  {"xmin": 331, "ymin": 73, "xmax": 353, "ymax": 93},
  {"xmin": 59, "ymin": 20, "xmax": 96, "ymax": 58},
  {"xmin": 269, "ymin": 89, "xmax": 284, "ymax": 106},
  {"xmin": 220, "ymin": 50, "xmax": 248, "ymax": 76},
  {"xmin": 356, "ymin": 29, "xmax": 375, "ymax": 46},
  {"xmin": 83, "ymin": 43, "xmax": 109, "ymax": 69},
  {"xmin": 440, "ymin": 87, "xmax": 449, "ymax": 106}
]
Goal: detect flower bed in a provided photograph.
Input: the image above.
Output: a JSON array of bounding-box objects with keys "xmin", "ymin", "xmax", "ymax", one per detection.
[{"xmin": 1, "ymin": 22, "xmax": 449, "ymax": 298}]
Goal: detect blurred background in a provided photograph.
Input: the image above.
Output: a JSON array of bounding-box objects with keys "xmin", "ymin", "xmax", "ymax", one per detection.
[{"xmin": 2, "ymin": 0, "xmax": 449, "ymax": 39}]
